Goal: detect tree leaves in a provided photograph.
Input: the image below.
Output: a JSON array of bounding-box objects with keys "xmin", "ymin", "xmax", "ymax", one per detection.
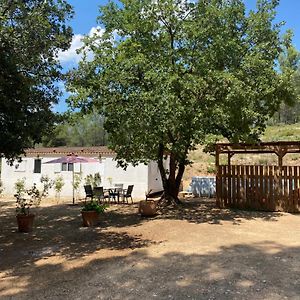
[
  {"xmin": 68, "ymin": 0, "xmax": 295, "ymax": 183},
  {"xmin": 0, "ymin": 0, "xmax": 73, "ymax": 160}
]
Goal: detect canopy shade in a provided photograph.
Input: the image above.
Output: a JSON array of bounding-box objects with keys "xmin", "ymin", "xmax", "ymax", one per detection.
[{"xmin": 44, "ymin": 156, "xmax": 99, "ymax": 164}]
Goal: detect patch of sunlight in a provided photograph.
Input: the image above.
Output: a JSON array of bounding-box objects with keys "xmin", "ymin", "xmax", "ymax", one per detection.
[
  {"xmin": 0, "ymin": 275, "xmax": 29, "ymax": 297},
  {"xmin": 236, "ymin": 279, "xmax": 254, "ymax": 288},
  {"xmin": 135, "ymin": 261, "xmax": 151, "ymax": 269},
  {"xmin": 205, "ymin": 262, "xmax": 227, "ymax": 280},
  {"xmin": 208, "ymin": 271, "xmax": 226, "ymax": 280},
  {"xmin": 253, "ymin": 242, "xmax": 284, "ymax": 254},
  {"xmin": 176, "ymin": 276, "xmax": 193, "ymax": 287}
]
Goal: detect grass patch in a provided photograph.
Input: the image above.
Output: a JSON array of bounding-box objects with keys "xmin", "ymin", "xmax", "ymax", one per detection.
[{"xmin": 262, "ymin": 123, "xmax": 300, "ymax": 142}]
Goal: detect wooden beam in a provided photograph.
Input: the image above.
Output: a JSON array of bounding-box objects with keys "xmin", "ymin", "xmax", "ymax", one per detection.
[{"xmin": 215, "ymin": 144, "xmax": 220, "ymax": 167}]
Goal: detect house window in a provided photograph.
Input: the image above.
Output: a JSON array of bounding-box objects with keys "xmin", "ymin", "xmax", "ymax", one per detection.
[
  {"xmin": 34, "ymin": 159, "xmax": 42, "ymax": 173},
  {"xmin": 62, "ymin": 163, "xmax": 74, "ymax": 172}
]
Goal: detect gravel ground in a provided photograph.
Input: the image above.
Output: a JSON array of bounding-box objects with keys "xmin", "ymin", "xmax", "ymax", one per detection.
[{"xmin": 1, "ymin": 197, "xmax": 300, "ymax": 300}]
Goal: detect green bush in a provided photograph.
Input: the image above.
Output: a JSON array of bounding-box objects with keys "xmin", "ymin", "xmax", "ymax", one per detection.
[
  {"xmin": 81, "ymin": 200, "xmax": 108, "ymax": 213},
  {"xmin": 207, "ymin": 165, "xmax": 216, "ymax": 174},
  {"xmin": 84, "ymin": 172, "xmax": 101, "ymax": 188}
]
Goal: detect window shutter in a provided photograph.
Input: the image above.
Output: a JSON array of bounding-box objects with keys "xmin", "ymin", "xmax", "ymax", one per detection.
[{"xmin": 33, "ymin": 159, "xmax": 42, "ymax": 173}]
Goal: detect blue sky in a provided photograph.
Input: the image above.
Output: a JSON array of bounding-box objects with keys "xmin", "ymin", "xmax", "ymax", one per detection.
[{"xmin": 55, "ymin": 0, "xmax": 300, "ymax": 112}]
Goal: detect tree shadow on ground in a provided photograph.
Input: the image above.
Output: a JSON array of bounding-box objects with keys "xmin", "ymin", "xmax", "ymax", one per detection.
[
  {"xmin": 97, "ymin": 198, "xmax": 284, "ymax": 229},
  {"xmin": 0, "ymin": 202, "xmax": 155, "ymax": 271},
  {"xmin": 0, "ymin": 197, "xmax": 284, "ymax": 255},
  {"xmin": 1, "ymin": 241, "xmax": 299, "ymax": 299},
  {"xmin": 154, "ymin": 198, "xmax": 283, "ymax": 225}
]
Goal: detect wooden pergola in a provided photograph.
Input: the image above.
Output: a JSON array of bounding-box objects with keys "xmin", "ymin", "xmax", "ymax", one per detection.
[
  {"xmin": 215, "ymin": 141, "xmax": 300, "ymax": 213},
  {"xmin": 216, "ymin": 141, "xmax": 300, "ymax": 168}
]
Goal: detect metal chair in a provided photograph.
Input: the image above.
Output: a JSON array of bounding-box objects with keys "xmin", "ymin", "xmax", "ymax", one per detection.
[
  {"xmin": 121, "ymin": 185, "xmax": 134, "ymax": 204},
  {"xmin": 93, "ymin": 186, "xmax": 110, "ymax": 203},
  {"xmin": 84, "ymin": 185, "xmax": 93, "ymax": 201}
]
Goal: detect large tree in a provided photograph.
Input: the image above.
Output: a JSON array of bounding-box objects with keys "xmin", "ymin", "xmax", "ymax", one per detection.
[
  {"xmin": 68, "ymin": 0, "xmax": 296, "ymax": 202},
  {"xmin": 0, "ymin": 0, "xmax": 73, "ymax": 160}
]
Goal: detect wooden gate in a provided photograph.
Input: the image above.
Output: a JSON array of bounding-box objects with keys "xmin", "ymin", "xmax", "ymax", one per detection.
[{"xmin": 216, "ymin": 165, "xmax": 300, "ymax": 212}]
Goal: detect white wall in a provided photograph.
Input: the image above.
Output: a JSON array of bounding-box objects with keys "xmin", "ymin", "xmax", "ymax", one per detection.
[
  {"xmin": 101, "ymin": 158, "xmax": 149, "ymax": 198},
  {"xmin": 0, "ymin": 156, "xmax": 150, "ymax": 199},
  {"xmin": 147, "ymin": 161, "xmax": 163, "ymax": 193}
]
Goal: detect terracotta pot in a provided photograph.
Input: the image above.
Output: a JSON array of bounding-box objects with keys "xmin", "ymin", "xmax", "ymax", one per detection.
[
  {"xmin": 81, "ymin": 211, "xmax": 100, "ymax": 227},
  {"xmin": 16, "ymin": 214, "xmax": 35, "ymax": 233},
  {"xmin": 139, "ymin": 200, "xmax": 157, "ymax": 217}
]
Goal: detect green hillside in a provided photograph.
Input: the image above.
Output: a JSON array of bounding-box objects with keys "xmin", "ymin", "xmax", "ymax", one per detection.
[
  {"xmin": 183, "ymin": 123, "xmax": 300, "ymax": 188},
  {"xmin": 262, "ymin": 123, "xmax": 300, "ymax": 142}
]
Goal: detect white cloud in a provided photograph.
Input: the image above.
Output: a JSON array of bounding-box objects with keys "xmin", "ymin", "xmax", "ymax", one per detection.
[
  {"xmin": 57, "ymin": 33, "xmax": 84, "ymax": 64},
  {"xmin": 57, "ymin": 26, "xmax": 105, "ymax": 66}
]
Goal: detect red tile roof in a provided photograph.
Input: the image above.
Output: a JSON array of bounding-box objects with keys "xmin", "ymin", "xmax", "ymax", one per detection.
[{"xmin": 24, "ymin": 146, "xmax": 115, "ymax": 158}]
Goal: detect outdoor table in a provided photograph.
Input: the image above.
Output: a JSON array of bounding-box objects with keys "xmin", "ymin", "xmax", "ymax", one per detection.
[{"xmin": 108, "ymin": 187, "xmax": 124, "ymax": 203}]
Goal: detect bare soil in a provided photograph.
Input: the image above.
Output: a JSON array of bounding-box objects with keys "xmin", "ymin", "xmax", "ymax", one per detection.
[{"xmin": 1, "ymin": 197, "xmax": 300, "ymax": 300}]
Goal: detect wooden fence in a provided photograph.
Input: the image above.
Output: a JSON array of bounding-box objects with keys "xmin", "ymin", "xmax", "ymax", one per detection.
[{"xmin": 216, "ymin": 165, "xmax": 300, "ymax": 212}]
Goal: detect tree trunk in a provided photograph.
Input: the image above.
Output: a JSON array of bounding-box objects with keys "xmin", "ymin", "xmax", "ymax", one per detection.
[{"xmin": 157, "ymin": 145, "xmax": 185, "ymax": 205}]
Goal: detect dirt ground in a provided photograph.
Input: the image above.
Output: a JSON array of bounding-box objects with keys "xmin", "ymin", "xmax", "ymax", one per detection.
[{"xmin": 1, "ymin": 197, "xmax": 300, "ymax": 300}]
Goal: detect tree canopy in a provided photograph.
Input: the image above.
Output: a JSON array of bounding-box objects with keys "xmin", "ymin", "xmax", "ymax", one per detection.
[
  {"xmin": 0, "ymin": 0, "xmax": 73, "ymax": 160},
  {"xmin": 68, "ymin": 0, "xmax": 296, "ymax": 201}
]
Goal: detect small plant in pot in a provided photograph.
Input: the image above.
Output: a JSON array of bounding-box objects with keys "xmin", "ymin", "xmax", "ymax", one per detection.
[
  {"xmin": 81, "ymin": 200, "xmax": 108, "ymax": 227},
  {"xmin": 15, "ymin": 176, "xmax": 53, "ymax": 233},
  {"xmin": 15, "ymin": 181, "xmax": 40, "ymax": 233}
]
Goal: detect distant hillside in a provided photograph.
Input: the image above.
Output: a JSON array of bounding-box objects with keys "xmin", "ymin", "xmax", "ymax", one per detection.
[
  {"xmin": 182, "ymin": 123, "xmax": 300, "ymax": 189},
  {"xmin": 262, "ymin": 123, "xmax": 300, "ymax": 142}
]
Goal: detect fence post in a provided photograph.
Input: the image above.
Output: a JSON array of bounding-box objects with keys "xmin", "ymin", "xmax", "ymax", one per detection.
[{"xmin": 216, "ymin": 144, "xmax": 221, "ymax": 208}]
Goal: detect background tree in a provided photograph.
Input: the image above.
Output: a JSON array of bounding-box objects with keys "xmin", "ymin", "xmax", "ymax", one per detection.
[
  {"xmin": 274, "ymin": 31, "xmax": 300, "ymax": 124},
  {"xmin": 42, "ymin": 112, "xmax": 107, "ymax": 147},
  {"xmin": 0, "ymin": 0, "xmax": 73, "ymax": 160},
  {"xmin": 68, "ymin": 0, "xmax": 296, "ymax": 203}
]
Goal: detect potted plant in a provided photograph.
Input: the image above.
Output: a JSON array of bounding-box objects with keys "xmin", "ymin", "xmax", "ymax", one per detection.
[
  {"xmin": 15, "ymin": 176, "xmax": 53, "ymax": 233},
  {"xmin": 81, "ymin": 200, "xmax": 108, "ymax": 227},
  {"xmin": 15, "ymin": 183, "xmax": 38, "ymax": 233},
  {"xmin": 138, "ymin": 199, "xmax": 157, "ymax": 217}
]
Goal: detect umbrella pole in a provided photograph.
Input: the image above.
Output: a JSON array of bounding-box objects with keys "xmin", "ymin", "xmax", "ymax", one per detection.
[{"xmin": 72, "ymin": 168, "xmax": 75, "ymax": 205}]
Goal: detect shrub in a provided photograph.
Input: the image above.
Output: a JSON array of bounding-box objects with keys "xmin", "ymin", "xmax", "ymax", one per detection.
[
  {"xmin": 54, "ymin": 175, "xmax": 64, "ymax": 200},
  {"xmin": 81, "ymin": 200, "xmax": 108, "ymax": 213}
]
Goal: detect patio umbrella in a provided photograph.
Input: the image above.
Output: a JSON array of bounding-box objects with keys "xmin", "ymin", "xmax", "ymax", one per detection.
[{"xmin": 44, "ymin": 154, "xmax": 99, "ymax": 204}]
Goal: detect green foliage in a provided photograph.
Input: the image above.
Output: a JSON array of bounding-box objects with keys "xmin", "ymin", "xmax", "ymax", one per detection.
[
  {"xmin": 73, "ymin": 173, "xmax": 82, "ymax": 191},
  {"xmin": 274, "ymin": 31, "xmax": 300, "ymax": 124},
  {"xmin": 14, "ymin": 178, "xmax": 26, "ymax": 196},
  {"xmin": 206, "ymin": 165, "xmax": 216, "ymax": 174},
  {"xmin": 40, "ymin": 175, "xmax": 54, "ymax": 197},
  {"xmin": 262, "ymin": 123, "xmax": 300, "ymax": 141},
  {"xmin": 0, "ymin": 0, "xmax": 73, "ymax": 161},
  {"xmin": 14, "ymin": 176, "xmax": 53, "ymax": 215},
  {"xmin": 54, "ymin": 175, "xmax": 65, "ymax": 198},
  {"xmin": 73, "ymin": 173, "xmax": 82, "ymax": 200},
  {"xmin": 81, "ymin": 200, "xmax": 108, "ymax": 213},
  {"xmin": 67, "ymin": 0, "xmax": 296, "ymax": 198},
  {"xmin": 42, "ymin": 112, "xmax": 108, "ymax": 147},
  {"xmin": 84, "ymin": 172, "xmax": 101, "ymax": 188}
]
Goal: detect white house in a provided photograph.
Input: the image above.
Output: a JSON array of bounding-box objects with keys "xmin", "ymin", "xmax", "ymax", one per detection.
[{"xmin": 0, "ymin": 146, "xmax": 163, "ymax": 199}]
